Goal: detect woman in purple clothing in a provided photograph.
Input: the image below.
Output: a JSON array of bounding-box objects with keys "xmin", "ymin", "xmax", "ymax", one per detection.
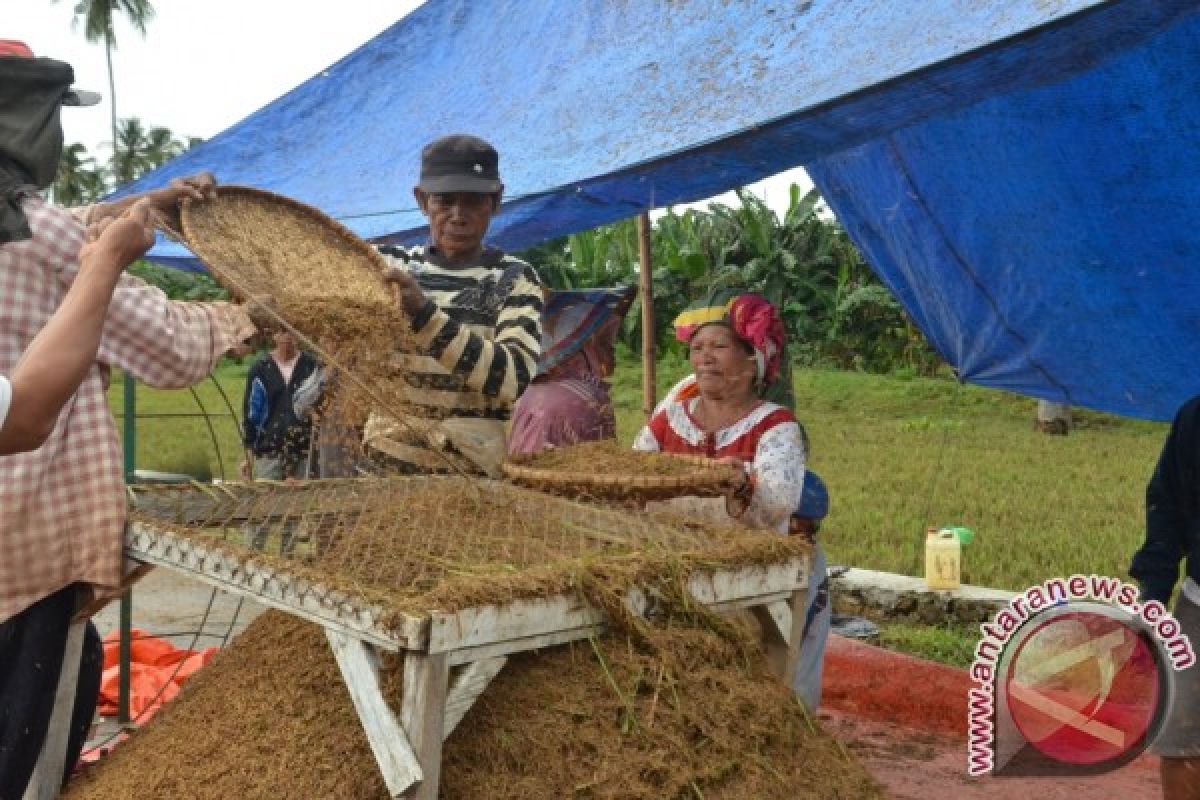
[{"xmin": 507, "ymin": 286, "xmax": 635, "ymax": 456}]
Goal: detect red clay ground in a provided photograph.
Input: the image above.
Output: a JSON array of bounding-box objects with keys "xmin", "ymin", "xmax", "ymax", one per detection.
[{"xmin": 821, "ymin": 635, "xmax": 1162, "ymax": 799}]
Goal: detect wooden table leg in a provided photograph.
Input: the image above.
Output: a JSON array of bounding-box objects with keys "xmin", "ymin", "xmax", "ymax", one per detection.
[
  {"xmin": 326, "ymin": 631, "xmax": 423, "ymax": 798},
  {"xmin": 443, "ymin": 657, "xmax": 505, "ymax": 738},
  {"xmin": 22, "ymin": 619, "xmax": 86, "ymax": 800},
  {"xmin": 400, "ymin": 653, "xmax": 449, "ymax": 800},
  {"xmin": 326, "ymin": 636, "xmax": 501, "ymax": 799},
  {"xmin": 750, "ymin": 588, "xmax": 807, "ymax": 681}
]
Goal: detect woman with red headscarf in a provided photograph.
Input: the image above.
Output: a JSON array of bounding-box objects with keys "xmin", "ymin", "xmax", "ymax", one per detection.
[
  {"xmin": 633, "ymin": 292, "xmax": 805, "ymax": 533},
  {"xmin": 634, "ymin": 292, "xmax": 831, "ymax": 709}
]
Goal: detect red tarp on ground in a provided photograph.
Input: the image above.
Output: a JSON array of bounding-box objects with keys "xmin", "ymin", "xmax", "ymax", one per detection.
[
  {"xmin": 823, "ymin": 633, "xmax": 973, "ymax": 735},
  {"xmin": 97, "ymin": 629, "xmax": 217, "ymax": 722}
]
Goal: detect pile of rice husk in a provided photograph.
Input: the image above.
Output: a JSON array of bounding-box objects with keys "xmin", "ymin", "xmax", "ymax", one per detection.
[
  {"xmin": 131, "ymin": 477, "xmax": 806, "ymax": 622},
  {"xmin": 64, "ymin": 611, "xmax": 881, "ymax": 800},
  {"xmin": 120, "ymin": 478, "xmax": 857, "ymax": 796}
]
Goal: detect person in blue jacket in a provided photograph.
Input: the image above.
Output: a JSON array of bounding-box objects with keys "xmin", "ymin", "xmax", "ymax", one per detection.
[
  {"xmin": 241, "ymin": 329, "xmax": 319, "ymax": 483},
  {"xmin": 790, "ymin": 470, "xmax": 831, "ymax": 711},
  {"xmin": 240, "ymin": 330, "xmax": 318, "ymax": 553}
]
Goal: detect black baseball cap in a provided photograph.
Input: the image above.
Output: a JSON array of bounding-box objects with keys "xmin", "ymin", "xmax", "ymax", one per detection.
[
  {"xmin": 417, "ymin": 134, "xmax": 502, "ymax": 194},
  {"xmin": 0, "ymin": 40, "xmax": 101, "ymax": 106}
]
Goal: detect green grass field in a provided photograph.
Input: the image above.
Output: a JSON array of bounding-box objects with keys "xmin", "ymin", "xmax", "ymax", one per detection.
[
  {"xmin": 113, "ymin": 353, "xmax": 1166, "ymax": 595},
  {"xmin": 107, "ymin": 361, "xmax": 250, "ymax": 482},
  {"xmin": 610, "ymin": 354, "xmax": 1165, "ymax": 593}
]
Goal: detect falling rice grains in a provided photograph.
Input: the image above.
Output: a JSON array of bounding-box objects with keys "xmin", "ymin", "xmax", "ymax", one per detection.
[{"xmin": 180, "ymin": 186, "xmax": 425, "ymax": 427}]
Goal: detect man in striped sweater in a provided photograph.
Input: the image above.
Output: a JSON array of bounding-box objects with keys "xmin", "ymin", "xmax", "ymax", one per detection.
[{"xmin": 361, "ymin": 135, "xmax": 543, "ymax": 477}]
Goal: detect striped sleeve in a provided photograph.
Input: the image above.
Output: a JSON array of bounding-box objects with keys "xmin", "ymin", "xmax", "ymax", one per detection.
[{"xmin": 411, "ymin": 263, "xmax": 543, "ymax": 403}]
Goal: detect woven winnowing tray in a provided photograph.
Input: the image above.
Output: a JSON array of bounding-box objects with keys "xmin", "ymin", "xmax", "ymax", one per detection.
[
  {"xmin": 179, "ymin": 186, "xmax": 394, "ymax": 310},
  {"xmin": 503, "ymin": 449, "xmax": 740, "ymax": 502}
]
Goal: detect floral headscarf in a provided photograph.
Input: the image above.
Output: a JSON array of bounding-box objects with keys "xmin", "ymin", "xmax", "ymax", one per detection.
[
  {"xmin": 536, "ymin": 286, "xmax": 636, "ymax": 377},
  {"xmin": 673, "ymin": 291, "xmax": 786, "ymax": 388}
]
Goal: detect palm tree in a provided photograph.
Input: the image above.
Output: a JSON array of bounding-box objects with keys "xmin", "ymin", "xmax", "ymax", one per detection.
[
  {"xmin": 109, "ymin": 116, "xmax": 148, "ymax": 184},
  {"xmin": 110, "ymin": 117, "xmax": 184, "ymax": 183},
  {"xmin": 53, "ymin": 142, "xmax": 107, "ymax": 206},
  {"xmin": 63, "ymin": 0, "xmax": 156, "ymax": 186},
  {"xmin": 106, "ymin": 116, "xmax": 195, "ymax": 188},
  {"xmin": 144, "ymin": 125, "xmax": 185, "ymax": 167}
]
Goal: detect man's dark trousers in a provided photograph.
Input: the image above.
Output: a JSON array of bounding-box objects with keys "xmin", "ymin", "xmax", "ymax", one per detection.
[{"xmin": 0, "ymin": 585, "xmax": 103, "ymax": 799}]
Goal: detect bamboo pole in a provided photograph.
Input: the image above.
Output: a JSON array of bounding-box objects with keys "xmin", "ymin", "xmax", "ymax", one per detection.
[
  {"xmin": 637, "ymin": 212, "xmax": 656, "ymax": 419},
  {"xmin": 119, "ymin": 373, "xmax": 135, "ymax": 725}
]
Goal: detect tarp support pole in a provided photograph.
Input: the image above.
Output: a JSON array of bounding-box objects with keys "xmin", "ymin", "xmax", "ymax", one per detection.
[
  {"xmin": 637, "ymin": 212, "xmax": 656, "ymax": 418},
  {"xmin": 119, "ymin": 373, "xmax": 136, "ymax": 726}
]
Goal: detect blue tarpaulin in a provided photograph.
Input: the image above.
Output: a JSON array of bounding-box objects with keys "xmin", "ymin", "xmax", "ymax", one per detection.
[
  {"xmin": 807, "ymin": 6, "xmax": 1200, "ymax": 420},
  {"xmin": 119, "ymin": 0, "xmax": 1200, "ymax": 420}
]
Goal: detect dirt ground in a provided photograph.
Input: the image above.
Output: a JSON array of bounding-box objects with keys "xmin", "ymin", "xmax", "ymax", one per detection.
[
  {"xmin": 91, "ymin": 568, "xmax": 265, "ymax": 648},
  {"xmin": 818, "ymin": 710, "xmax": 1161, "ymax": 799}
]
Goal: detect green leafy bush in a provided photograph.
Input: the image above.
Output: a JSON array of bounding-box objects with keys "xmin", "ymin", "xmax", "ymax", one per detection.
[{"xmin": 517, "ymin": 184, "xmax": 942, "ymax": 376}]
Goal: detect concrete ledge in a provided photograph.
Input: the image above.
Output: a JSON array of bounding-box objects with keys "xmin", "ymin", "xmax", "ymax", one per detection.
[{"xmin": 830, "ymin": 567, "xmax": 1016, "ymax": 624}]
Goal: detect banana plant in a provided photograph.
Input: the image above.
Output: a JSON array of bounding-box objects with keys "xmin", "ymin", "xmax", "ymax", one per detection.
[{"xmin": 519, "ymin": 181, "xmax": 941, "ymax": 374}]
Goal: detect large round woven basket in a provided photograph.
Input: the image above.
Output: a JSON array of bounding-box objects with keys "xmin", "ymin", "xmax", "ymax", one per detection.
[
  {"xmin": 178, "ymin": 185, "xmax": 397, "ymax": 314},
  {"xmin": 179, "ymin": 185, "xmax": 423, "ymax": 431},
  {"xmin": 502, "ymin": 450, "xmax": 740, "ymax": 503}
]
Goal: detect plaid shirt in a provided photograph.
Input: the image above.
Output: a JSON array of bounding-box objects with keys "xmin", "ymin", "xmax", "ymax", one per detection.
[{"xmin": 0, "ymin": 195, "xmax": 255, "ymax": 623}]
